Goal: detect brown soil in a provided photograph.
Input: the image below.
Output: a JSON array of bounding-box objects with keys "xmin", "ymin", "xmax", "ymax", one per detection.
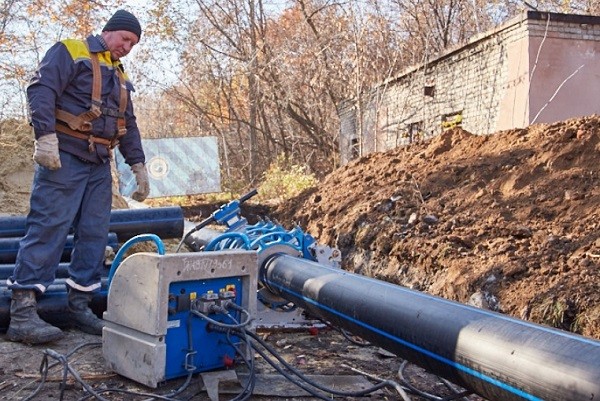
[
  {"xmin": 1, "ymin": 115, "xmax": 599, "ymax": 400},
  {"xmin": 272, "ymin": 115, "xmax": 600, "ymax": 339}
]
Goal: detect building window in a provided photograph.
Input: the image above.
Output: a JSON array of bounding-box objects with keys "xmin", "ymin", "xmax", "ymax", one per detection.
[
  {"xmin": 407, "ymin": 121, "xmax": 423, "ymax": 143},
  {"xmin": 424, "ymin": 85, "xmax": 435, "ymax": 97},
  {"xmin": 350, "ymin": 138, "xmax": 360, "ymax": 159}
]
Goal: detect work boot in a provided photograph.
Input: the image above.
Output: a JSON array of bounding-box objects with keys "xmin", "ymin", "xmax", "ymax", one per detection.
[
  {"xmin": 67, "ymin": 288, "xmax": 104, "ymax": 335},
  {"xmin": 6, "ymin": 289, "xmax": 65, "ymax": 344}
]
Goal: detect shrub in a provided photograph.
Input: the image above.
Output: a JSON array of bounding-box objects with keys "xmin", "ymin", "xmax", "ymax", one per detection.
[{"xmin": 257, "ymin": 155, "xmax": 317, "ymax": 203}]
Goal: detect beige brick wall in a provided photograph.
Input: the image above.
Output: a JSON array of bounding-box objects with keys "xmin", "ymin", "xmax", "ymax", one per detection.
[{"xmin": 339, "ymin": 11, "xmax": 600, "ymax": 165}]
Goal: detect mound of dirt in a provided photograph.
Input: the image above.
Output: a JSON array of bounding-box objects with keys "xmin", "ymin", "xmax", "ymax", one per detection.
[
  {"xmin": 0, "ymin": 123, "xmax": 36, "ymax": 215},
  {"xmin": 0, "ymin": 129, "xmax": 129, "ymax": 215},
  {"xmin": 273, "ymin": 115, "xmax": 600, "ymax": 339}
]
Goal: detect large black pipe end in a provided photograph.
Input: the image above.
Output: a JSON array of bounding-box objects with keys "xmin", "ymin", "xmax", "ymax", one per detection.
[{"xmin": 0, "ymin": 206, "xmax": 185, "ymax": 243}]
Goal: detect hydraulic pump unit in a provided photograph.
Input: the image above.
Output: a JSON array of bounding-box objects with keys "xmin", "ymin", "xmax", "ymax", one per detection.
[{"xmin": 102, "ymin": 250, "xmax": 257, "ymax": 388}]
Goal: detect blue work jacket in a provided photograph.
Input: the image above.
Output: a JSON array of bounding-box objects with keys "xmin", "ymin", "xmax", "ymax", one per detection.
[{"xmin": 27, "ymin": 34, "xmax": 145, "ymax": 165}]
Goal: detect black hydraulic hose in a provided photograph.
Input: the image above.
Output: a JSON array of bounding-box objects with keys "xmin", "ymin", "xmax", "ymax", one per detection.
[
  {"xmin": 261, "ymin": 253, "xmax": 600, "ymax": 401},
  {"xmin": 243, "ymin": 329, "xmax": 392, "ymax": 398},
  {"xmin": 177, "ymin": 189, "xmax": 258, "ymax": 252}
]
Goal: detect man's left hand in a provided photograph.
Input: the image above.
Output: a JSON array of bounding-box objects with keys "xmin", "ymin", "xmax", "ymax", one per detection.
[{"xmin": 130, "ymin": 162, "xmax": 150, "ymax": 201}]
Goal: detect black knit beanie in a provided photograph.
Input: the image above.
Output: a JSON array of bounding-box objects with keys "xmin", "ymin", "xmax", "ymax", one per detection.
[{"xmin": 102, "ymin": 10, "xmax": 142, "ymax": 40}]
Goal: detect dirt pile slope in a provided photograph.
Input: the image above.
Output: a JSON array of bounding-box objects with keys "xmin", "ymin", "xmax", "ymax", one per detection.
[
  {"xmin": 0, "ymin": 123, "xmax": 35, "ymax": 215},
  {"xmin": 274, "ymin": 115, "xmax": 600, "ymax": 339}
]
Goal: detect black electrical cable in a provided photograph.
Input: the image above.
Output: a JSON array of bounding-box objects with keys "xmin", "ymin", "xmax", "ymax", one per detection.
[
  {"xmin": 175, "ymin": 211, "xmax": 217, "ymax": 253},
  {"xmin": 216, "ymin": 305, "xmax": 257, "ymax": 401},
  {"xmin": 189, "ymin": 306, "xmax": 255, "ymax": 401},
  {"xmin": 241, "ymin": 329, "xmax": 394, "ymax": 398},
  {"xmin": 21, "ymin": 351, "xmax": 50, "ymax": 401},
  {"xmin": 78, "ymin": 386, "xmax": 186, "ymax": 401},
  {"xmin": 75, "ymin": 376, "xmax": 192, "ymax": 401},
  {"xmin": 72, "ymin": 333, "xmax": 193, "ymax": 401},
  {"xmin": 20, "ymin": 342, "xmax": 104, "ymax": 401},
  {"xmin": 190, "ymin": 307, "xmax": 253, "ymax": 329},
  {"xmin": 397, "ymin": 360, "xmax": 473, "ymax": 401},
  {"xmin": 49, "ymin": 348, "xmax": 109, "ymax": 401},
  {"xmin": 233, "ymin": 329, "xmax": 332, "ymax": 401},
  {"xmin": 224, "ymin": 328, "xmax": 255, "ymax": 401},
  {"xmin": 320, "ymin": 318, "xmax": 473, "ymax": 401},
  {"xmin": 221, "ymin": 300, "xmax": 253, "ymax": 327}
]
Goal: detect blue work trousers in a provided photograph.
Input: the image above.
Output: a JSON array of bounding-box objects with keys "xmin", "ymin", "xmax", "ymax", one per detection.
[{"xmin": 8, "ymin": 151, "xmax": 112, "ymax": 293}]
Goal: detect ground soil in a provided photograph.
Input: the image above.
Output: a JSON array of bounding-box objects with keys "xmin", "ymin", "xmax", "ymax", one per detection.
[{"xmin": 0, "ymin": 115, "xmax": 599, "ymax": 400}]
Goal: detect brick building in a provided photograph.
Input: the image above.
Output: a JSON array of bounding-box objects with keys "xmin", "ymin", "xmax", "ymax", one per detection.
[{"xmin": 338, "ymin": 11, "xmax": 600, "ymax": 164}]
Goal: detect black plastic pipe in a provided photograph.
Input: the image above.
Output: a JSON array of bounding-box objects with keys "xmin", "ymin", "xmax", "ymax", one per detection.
[
  {"xmin": 261, "ymin": 253, "xmax": 600, "ymax": 401},
  {"xmin": 0, "ymin": 263, "xmax": 112, "ymax": 281},
  {"xmin": 0, "ymin": 233, "xmax": 118, "ymax": 264},
  {"xmin": 0, "ymin": 282, "xmax": 107, "ymax": 330},
  {"xmin": 0, "ymin": 263, "xmax": 70, "ymax": 280},
  {"xmin": 0, "ymin": 206, "xmax": 184, "ymax": 242},
  {"xmin": 106, "ymin": 206, "xmax": 184, "ymax": 241}
]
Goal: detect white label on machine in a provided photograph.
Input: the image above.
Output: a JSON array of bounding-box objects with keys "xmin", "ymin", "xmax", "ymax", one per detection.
[{"xmin": 167, "ymin": 320, "xmax": 181, "ymax": 329}]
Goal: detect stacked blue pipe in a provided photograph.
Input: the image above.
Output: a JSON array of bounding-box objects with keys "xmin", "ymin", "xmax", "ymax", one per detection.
[
  {"xmin": 0, "ymin": 233, "xmax": 119, "ymax": 264},
  {"xmin": 0, "ymin": 206, "xmax": 184, "ymax": 242},
  {"xmin": 0, "ymin": 206, "xmax": 185, "ymax": 330},
  {"xmin": 0, "ymin": 263, "xmax": 72, "ymax": 279}
]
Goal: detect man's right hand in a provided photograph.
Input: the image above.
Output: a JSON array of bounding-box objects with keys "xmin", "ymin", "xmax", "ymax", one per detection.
[{"xmin": 33, "ymin": 133, "xmax": 61, "ymax": 170}]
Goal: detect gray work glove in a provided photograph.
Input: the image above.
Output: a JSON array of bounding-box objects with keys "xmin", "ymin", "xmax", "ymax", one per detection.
[
  {"xmin": 33, "ymin": 133, "xmax": 61, "ymax": 170},
  {"xmin": 130, "ymin": 162, "xmax": 150, "ymax": 201}
]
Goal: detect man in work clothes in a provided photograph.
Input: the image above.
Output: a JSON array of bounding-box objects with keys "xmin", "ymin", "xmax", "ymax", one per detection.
[{"xmin": 6, "ymin": 10, "xmax": 150, "ymax": 344}]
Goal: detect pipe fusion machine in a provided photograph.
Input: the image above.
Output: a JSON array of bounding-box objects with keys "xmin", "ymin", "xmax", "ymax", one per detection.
[
  {"xmin": 103, "ymin": 250, "xmax": 257, "ymax": 387},
  {"xmin": 102, "ymin": 190, "xmax": 341, "ymax": 388}
]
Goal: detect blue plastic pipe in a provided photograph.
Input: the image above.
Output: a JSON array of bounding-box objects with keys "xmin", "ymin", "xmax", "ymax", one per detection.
[{"xmin": 0, "ymin": 263, "xmax": 71, "ymax": 279}]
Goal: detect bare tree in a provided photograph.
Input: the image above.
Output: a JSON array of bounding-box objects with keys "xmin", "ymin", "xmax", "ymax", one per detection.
[{"xmin": 0, "ymin": 0, "xmax": 122, "ymax": 118}]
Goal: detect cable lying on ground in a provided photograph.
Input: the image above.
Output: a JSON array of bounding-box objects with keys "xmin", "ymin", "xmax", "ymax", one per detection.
[{"xmin": 21, "ymin": 303, "xmax": 473, "ymax": 401}]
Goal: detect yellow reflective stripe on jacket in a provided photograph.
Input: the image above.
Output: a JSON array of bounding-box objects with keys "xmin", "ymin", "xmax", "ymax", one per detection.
[{"xmin": 61, "ymin": 38, "xmax": 129, "ymax": 80}]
